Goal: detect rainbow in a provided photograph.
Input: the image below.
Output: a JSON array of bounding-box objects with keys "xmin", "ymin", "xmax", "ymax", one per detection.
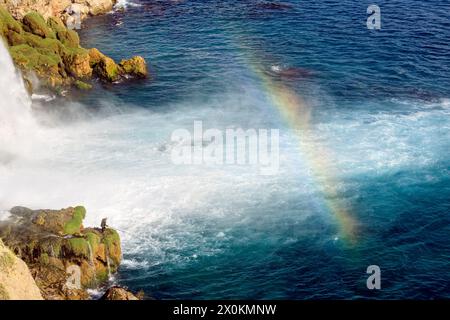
[{"xmin": 240, "ymin": 44, "xmax": 358, "ymax": 244}]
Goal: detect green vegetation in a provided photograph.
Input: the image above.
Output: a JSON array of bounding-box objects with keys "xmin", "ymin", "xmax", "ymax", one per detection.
[
  {"xmin": 22, "ymin": 11, "xmax": 56, "ymax": 39},
  {"xmin": 102, "ymin": 228, "xmax": 120, "ymax": 249},
  {"xmin": 95, "ymin": 56, "xmax": 119, "ymax": 81},
  {"xmin": 75, "ymin": 80, "xmax": 92, "ymax": 90},
  {"xmin": 63, "ymin": 206, "xmax": 86, "ymax": 235},
  {"xmin": 67, "ymin": 237, "xmax": 89, "ymax": 257},
  {"xmin": 39, "ymin": 253, "xmax": 49, "ymax": 265},
  {"xmin": 0, "ymin": 7, "xmax": 23, "ymax": 35},
  {"xmin": 120, "ymin": 56, "xmax": 147, "ymax": 78},
  {"xmin": 95, "ymin": 268, "xmax": 109, "ymax": 283},
  {"xmin": 1, "ymin": 8, "xmax": 146, "ymax": 92},
  {"xmin": 85, "ymin": 231, "xmax": 101, "ymax": 253}
]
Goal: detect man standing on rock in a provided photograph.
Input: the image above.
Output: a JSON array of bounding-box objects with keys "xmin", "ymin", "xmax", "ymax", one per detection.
[{"xmin": 101, "ymin": 218, "xmax": 108, "ymax": 233}]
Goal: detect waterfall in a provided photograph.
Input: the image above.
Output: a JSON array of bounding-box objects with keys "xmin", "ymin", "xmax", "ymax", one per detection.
[
  {"xmin": 86, "ymin": 241, "xmax": 99, "ymax": 287},
  {"xmin": 106, "ymin": 255, "xmax": 112, "ymax": 280},
  {"xmin": 0, "ymin": 39, "xmax": 38, "ymax": 163},
  {"xmin": 86, "ymin": 242, "xmax": 95, "ymax": 266}
]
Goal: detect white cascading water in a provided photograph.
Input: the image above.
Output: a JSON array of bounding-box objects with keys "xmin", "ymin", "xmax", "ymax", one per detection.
[{"xmin": 0, "ymin": 40, "xmax": 39, "ymax": 163}]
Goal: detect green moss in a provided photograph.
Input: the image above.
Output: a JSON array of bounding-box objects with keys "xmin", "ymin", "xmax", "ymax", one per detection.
[
  {"xmin": 47, "ymin": 17, "xmax": 66, "ymax": 34},
  {"xmin": 119, "ymin": 56, "xmax": 147, "ymax": 78},
  {"xmin": 39, "ymin": 253, "xmax": 49, "ymax": 265},
  {"xmin": 74, "ymin": 80, "xmax": 92, "ymax": 90},
  {"xmin": 95, "ymin": 268, "xmax": 109, "ymax": 283},
  {"xmin": 63, "ymin": 206, "xmax": 86, "ymax": 235},
  {"xmin": 9, "ymin": 44, "xmax": 61, "ymax": 77},
  {"xmin": 59, "ymin": 29, "xmax": 80, "ymax": 48},
  {"xmin": 94, "ymin": 56, "xmax": 119, "ymax": 82},
  {"xmin": 0, "ymin": 283, "xmax": 10, "ymax": 300},
  {"xmin": 61, "ymin": 46, "xmax": 92, "ymax": 78},
  {"xmin": 41, "ymin": 237, "xmax": 63, "ymax": 258},
  {"xmin": 0, "ymin": 251, "xmax": 15, "ymax": 270},
  {"xmin": 22, "ymin": 11, "xmax": 55, "ymax": 39},
  {"xmin": 0, "ymin": 7, "xmax": 23, "ymax": 36},
  {"xmin": 102, "ymin": 229, "xmax": 120, "ymax": 248},
  {"xmin": 66, "ymin": 237, "xmax": 89, "ymax": 257},
  {"xmin": 85, "ymin": 231, "xmax": 101, "ymax": 253},
  {"xmin": 23, "ymin": 33, "xmax": 64, "ymax": 55},
  {"xmin": 47, "ymin": 16, "xmax": 80, "ymax": 48}
]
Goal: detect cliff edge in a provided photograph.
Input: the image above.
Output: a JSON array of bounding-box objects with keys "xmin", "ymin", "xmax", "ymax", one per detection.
[
  {"xmin": 0, "ymin": 206, "xmax": 122, "ymax": 300},
  {"xmin": 0, "ymin": 238, "xmax": 43, "ymax": 300},
  {"xmin": 0, "ymin": 6, "xmax": 147, "ymax": 93}
]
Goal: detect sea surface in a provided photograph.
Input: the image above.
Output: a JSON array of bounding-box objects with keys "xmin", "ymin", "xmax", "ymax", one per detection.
[{"xmin": 2, "ymin": 0, "xmax": 450, "ymax": 299}]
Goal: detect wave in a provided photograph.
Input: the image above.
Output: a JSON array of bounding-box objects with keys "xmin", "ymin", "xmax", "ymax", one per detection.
[{"xmin": 114, "ymin": 0, "xmax": 142, "ymax": 10}]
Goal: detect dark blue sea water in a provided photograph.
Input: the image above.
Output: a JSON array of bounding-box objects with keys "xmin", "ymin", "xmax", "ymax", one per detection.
[{"xmin": 69, "ymin": 0, "xmax": 450, "ymax": 299}]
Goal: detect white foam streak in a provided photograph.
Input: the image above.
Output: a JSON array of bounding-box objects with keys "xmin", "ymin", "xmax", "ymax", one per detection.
[{"xmin": 0, "ymin": 40, "xmax": 40, "ymax": 163}]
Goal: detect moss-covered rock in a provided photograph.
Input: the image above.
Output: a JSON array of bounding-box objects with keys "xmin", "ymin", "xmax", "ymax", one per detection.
[
  {"xmin": 2, "ymin": 6, "xmax": 149, "ymax": 93},
  {"xmin": 119, "ymin": 55, "xmax": 147, "ymax": 78},
  {"xmin": 0, "ymin": 7, "xmax": 23, "ymax": 35},
  {"xmin": 74, "ymin": 79, "xmax": 92, "ymax": 90},
  {"xmin": 63, "ymin": 206, "xmax": 86, "ymax": 235},
  {"xmin": 88, "ymin": 47, "xmax": 105, "ymax": 67},
  {"xmin": 101, "ymin": 228, "xmax": 121, "ymax": 267},
  {"xmin": 47, "ymin": 16, "xmax": 66, "ymax": 34},
  {"xmin": 0, "ymin": 206, "xmax": 123, "ymax": 299},
  {"xmin": 62, "ymin": 47, "xmax": 92, "ymax": 78},
  {"xmin": 22, "ymin": 11, "xmax": 56, "ymax": 39},
  {"xmin": 66, "ymin": 237, "xmax": 89, "ymax": 257},
  {"xmin": 47, "ymin": 16, "xmax": 80, "ymax": 48},
  {"xmin": 94, "ymin": 55, "xmax": 119, "ymax": 82},
  {"xmin": 9, "ymin": 43, "xmax": 63, "ymax": 86}
]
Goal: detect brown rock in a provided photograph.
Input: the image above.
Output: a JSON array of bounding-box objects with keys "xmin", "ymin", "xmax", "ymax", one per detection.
[
  {"xmin": 0, "ymin": 239, "xmax": 43, "ymax": 300},
  {"xmin": 94, "ymin": 55, "xmax": 120, "ymax": 82},
  {"xmin": 85, "ymin": 0, "xmax": 114, "ymax": 15},
  {"xmin": 119, "ymin": 56, "xmax": 148, "ymax": 78},
  {"xmin": 100, "ymin": 286, "xmax": 140, "ymax": 300},
  {"xmin": 88, "ymin": 47, "xmax": 105, "ymax": 66},
  {"xmin": 0, "ymin": 206, "xmax": 122, "ymax": 300},
  {"xmin": 62, "ymin": 48, "xmax": 93, "ymax": 78}
]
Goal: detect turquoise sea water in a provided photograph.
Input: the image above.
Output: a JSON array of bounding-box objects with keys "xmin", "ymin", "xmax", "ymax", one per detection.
[{"xmin": 10, "ymin": 0, "xmax": 450, "ymax": 299}]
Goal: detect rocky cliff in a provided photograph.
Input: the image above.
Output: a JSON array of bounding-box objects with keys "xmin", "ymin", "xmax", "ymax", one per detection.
[
  {"xmin": 0, "ymin": 0, "xmax": 116, "ymax": 23},
  {"xmin": 0, "ymin": 238, "xmax": 43, "ymax": 300},
  {"xmin": 0, "ymin": 6, "xmax": 147, "ymax": 93},
  {"xmin": 0, "ymin": 206, "xmax": 122, "ymax": 300}
]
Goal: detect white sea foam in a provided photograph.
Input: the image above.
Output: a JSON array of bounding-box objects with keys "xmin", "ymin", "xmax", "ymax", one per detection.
[
  {"xmin": 31, "ymin": 93, "xmax": 56, "ymax": 102},
  {"xmin": 114, "ymin": 0, "xmax": 142, "ymax": 10},
  {"xmin": 121, "ymin": 258, "xmax": 150, "ymax": 270}
]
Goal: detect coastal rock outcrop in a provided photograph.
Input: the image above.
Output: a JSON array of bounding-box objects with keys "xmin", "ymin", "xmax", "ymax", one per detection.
[
  {"xmin": 120, "ymin": 56, "xmax": 148, "ymax": 79},
  {"xmin": 0, "ymin": 206, "xmax": 122, "ymax": 300},
  {"xmin": 0, "ymin": 0, "xmax": 116, "ymax": 22},
  {"xmin": 100, "ymin": 286, "xmax": 140, "ymax": 300},
  {"xmin": 0, "ymin": 8, "xmax": 148, "ymax": 93},
  {"xmin": 0, "ymin": 239, "xmax": 43, "ymax": 300}
]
